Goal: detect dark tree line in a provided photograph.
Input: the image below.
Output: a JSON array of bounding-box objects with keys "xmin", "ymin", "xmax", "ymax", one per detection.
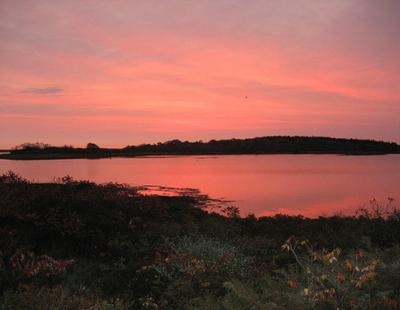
[
  {"xmin": 124, "ymin": 136, "xmax": 400, "ymax": 155},
  {"xmin": 7, "ymin": 136, "xmax": 400, "ymax": 158}
]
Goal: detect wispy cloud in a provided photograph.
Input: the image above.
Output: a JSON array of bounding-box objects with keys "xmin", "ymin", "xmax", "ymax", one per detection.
[
  {"xmin": 21, "ymin": 87, "xmax": 64, "ymax": 95},
  {"xmin": 0, "ymin": 102, "xmax": 160, "ymax": 117}
]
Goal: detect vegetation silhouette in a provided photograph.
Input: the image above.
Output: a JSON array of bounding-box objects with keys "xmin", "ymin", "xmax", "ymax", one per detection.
[
  {"xmin": 86, "ymin": 142, "xmax": 100, "ymax": 150},
  {"xmin": 1, "ymin": 172, "xmax": 399, "ymax": 309},
  {"xmin": 2, "ymin": 136, "xmax": 399, "ymax": 160}
]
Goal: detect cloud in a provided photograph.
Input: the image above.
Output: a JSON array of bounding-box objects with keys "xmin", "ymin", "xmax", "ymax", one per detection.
[
  {"xmin": 21, "ymin": 87, "xmax": 63, "ymax": 95},
  {"xmin": 0, "ymin": 102, "xmax": 160, "ymax": 117}
]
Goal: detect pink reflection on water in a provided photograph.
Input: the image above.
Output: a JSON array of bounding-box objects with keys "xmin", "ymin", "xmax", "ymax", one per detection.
[{"xmin": 0, "ymin": 155, "xmax": 399, "ymax": 217}]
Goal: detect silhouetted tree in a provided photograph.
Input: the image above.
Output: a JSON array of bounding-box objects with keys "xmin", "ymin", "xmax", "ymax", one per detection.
[
  {"xmin": 15, "ymin": 142, "xmax": 51, "ymax": 150},
  {"xmin": 86, "ymin": 143, "xmax": 100, "ymax": 149}
]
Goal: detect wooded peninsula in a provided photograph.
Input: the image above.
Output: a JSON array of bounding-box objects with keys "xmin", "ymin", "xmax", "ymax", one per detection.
[{"xmin": 1, "ymin": 136, "xmax": 399, "ymax": 160}]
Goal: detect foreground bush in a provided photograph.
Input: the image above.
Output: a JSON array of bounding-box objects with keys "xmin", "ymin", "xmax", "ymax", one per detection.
[{"xmin": 0, "ymin": 172, "xmax": 399, "ymax": 309}]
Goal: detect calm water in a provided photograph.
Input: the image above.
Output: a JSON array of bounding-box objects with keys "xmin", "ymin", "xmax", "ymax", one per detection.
[{"xmin": 1, "ymin": 155, "xmax": 399, "ymax": 217}]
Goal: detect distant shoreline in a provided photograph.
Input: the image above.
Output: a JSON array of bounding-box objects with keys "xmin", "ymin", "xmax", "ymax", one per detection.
[
  {"xmin": 1, "ymin": 151, "xmax": 399, "ymax": 160},
  {"xmin": 1, "ymin": 136, "xmax": 399, "ymax": 160}
]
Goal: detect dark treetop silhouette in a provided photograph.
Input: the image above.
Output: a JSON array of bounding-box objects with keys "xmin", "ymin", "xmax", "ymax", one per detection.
[{"xmin": 1, "ymin": 136, "xmax": 399, "ymax": 160}]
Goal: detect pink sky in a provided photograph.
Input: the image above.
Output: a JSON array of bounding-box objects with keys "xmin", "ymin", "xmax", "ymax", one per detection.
[{"xmin": 1, "ymin": 0, "xmax": 399, "ymax": 148}]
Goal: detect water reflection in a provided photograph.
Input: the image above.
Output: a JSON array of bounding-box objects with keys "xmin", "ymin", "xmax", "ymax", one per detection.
[{"xmin": 0, "ymin": 155, "xmax": 399, "ymax": 217}]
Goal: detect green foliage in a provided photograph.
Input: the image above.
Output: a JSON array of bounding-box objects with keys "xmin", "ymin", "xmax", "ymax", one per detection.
[
  {"xmin": 1, "ymin": 285, "xmax": 127, "ymax": 310},
  {"xmin": 281, "ymin": 237, "xmax": 399, "ymax": 309},
  {"xmin": 1, "ymin": 172, "xmax": 399, "ymax": 309}
]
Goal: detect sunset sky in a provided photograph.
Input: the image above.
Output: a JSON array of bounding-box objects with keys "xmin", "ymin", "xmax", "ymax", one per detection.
[{"xmin": 1, "ymin": 0, "xmax": 399, "ymax": 148}]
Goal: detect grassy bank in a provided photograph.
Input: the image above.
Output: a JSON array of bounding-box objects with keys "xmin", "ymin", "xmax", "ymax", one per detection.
[{"xmin": 1, "ymin": 172, "xmax": 399, "ymax": 309}]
